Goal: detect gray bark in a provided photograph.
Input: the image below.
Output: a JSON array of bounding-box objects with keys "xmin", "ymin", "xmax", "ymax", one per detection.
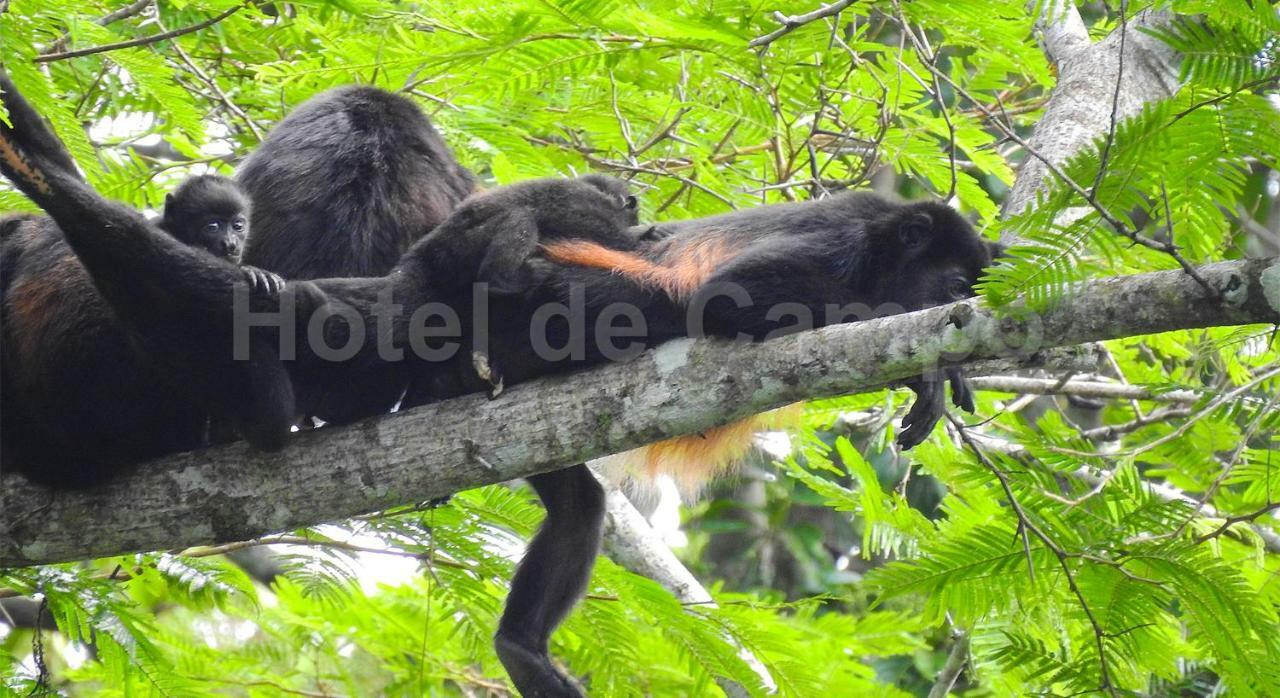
[
  {"xmin": 1004, "ymin": 6, "xmax": 1181, "ymax": 224},
  {"xmin": 4, "ymin": 256, "xmax": 1278, "ymax": 567}
]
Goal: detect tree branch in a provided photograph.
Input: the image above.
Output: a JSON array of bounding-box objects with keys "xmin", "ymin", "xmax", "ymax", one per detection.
[
  {"xmin": 34, "ymin": 5, "xmax": 242, "ymax": 64},
  {"xmin": 1003, "ymin": 9, "xmax": 1180, "ymax": 222},
  {"xmin": 968, "ymin": 376, "xmax": 1204, "ymax": 403},
  {"xmin": 1033, "ymin": 0, "xmax": 1089, "ymax": 64},
  {"xmin": 927, "ymin": 630, "xmax": 970, "ymax": 698},
  {"xmin": 40, "ymin": 0, "xmax": 154, "ymax": 56},
  {"xmin": 2, "ymin": 257, "xmax": 1278, "ymax": 567},
  {"xmin": 748, "ymin": 0, "xmax": 858, "ymax": 49}
]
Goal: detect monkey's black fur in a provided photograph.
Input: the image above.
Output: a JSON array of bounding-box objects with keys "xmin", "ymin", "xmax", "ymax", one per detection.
[
  {"xmin": 420, "ymin": 173, "xmax": 639, "ymax": 294},
  {"xmin": 237, "ymin": 85, "xmax": 476, "ymax": 280},
  {"xmin": 1, "ymin": 75, "xmax": 995, "ymax": 697},
  {"xmin": 0, "ymin": 75, "xmax": 293, "ymax": 488},
  {"xmin": 414, "ymin": 187, "xmax": 997, "ymax": 697}
]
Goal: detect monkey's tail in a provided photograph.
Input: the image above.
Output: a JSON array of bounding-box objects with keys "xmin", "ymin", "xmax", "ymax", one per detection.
[{"xmin": 592, "ymin": 405, "xmax": 804, "ymax": 496}]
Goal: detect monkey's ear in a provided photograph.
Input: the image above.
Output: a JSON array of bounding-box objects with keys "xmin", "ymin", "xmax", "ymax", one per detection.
[
  {"xmin": 899, "ymin": 212, "xmax": 932, "ymax": 249},
  {"xmin": 624, "ymin": 195, "xmax": 638, "ymax": 210},
  {"xmin": 164, "ymin": 193, "xmax": 174, "ymax": 210}
]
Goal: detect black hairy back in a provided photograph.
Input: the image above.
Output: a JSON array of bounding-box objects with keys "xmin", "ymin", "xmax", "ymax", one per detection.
[{"xmin": 238, "ymin": 86, "xmax": 476, "ymax": 279}]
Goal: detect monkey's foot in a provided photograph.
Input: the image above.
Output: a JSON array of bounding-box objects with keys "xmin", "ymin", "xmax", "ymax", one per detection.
[{"xmin": 495, "ymin": 632, "xmax": 586, "ymax": 698}]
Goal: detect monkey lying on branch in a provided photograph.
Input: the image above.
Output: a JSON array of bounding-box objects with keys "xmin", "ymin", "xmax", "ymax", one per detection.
[
  {"xmin": 0, "ymin": 76, "xmax": 998, "ymax": 697},
  {"xmin": 231, "ymin": 84, "xmax": 998, "ymax": 695}
]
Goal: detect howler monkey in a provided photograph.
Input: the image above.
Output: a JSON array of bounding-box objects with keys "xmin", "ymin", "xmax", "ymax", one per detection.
[
  {"xmin": 0, "ymin": 75, "xmax": 294, "ymax": 488},
  {"xmin": 1, "ymin": 74, "xmax": 994, "ymax": 696},
  {"xmin": 237, "ymin": 85, "xmax": 477, "ymax": 280},
  {"xmin": 415, "ymin": 185, "xmax": 997, "ymax": 697}
]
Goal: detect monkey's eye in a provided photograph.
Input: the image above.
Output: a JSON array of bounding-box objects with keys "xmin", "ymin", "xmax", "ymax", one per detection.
[
  {"xmin": 947, "ymin": 276, "xmax": 972, "ymax": 300},
  {"xmin": 624, "ymin": 195, "xmax": 637, "ymax": 210},
  {"xmin": 899, "ymin": 213, "xmax": 932, "ymax": 249},
  {"xmin": 204, "ymin": 221, "xmax": 223, "ymax": 234},
  {"xmin": 232, "ymin": 218, "xmax": 246, "ymax": 232}
]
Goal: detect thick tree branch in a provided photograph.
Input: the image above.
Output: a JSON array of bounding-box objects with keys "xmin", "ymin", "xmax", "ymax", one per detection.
[
  {"xmin": 2, "ymin": 256, "xmax": 1277, "ymax": 567},
  {"xmin": 1003, "ymin": 9, "xmax": 1180, "ymax": 221}
]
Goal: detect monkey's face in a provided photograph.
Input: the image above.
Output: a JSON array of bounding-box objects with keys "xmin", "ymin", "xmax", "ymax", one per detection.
[
  {"xmin": 161, "ymin": 176, "xmax": 254, "ymax": 262},
  {"xmin": 187, "ymin": 212, "xmax": 250, "ymax": 262},
  {"xmin": 867, "ymin": 204, "xmax": 997, "ymax": 313}
]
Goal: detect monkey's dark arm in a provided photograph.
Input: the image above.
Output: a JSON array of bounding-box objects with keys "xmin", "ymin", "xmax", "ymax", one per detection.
[
  {"xmin": 0, "ymin": 72, "xmax": 297, "ymax": 452},
  {"xmin": 409, "ymin": 205, "xmax": 545, "ymax": 295},
  {"xmin": 0, "ymin": 71, "xmax": 274, "ymax": 310}
]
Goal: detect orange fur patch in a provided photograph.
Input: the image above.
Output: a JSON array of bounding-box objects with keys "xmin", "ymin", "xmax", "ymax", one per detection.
[
  {"xmin": 542, "ymin": 236, "xmax": 737, "ymax": 301},
  {"xmin": 0, "ymin": 132, "xmax": 51, "ymax": 195},
  {"xmin": 8, "ymin": 255, "xmax": 83, "ymax": 387},
  {"xmin": 599, "ymin": 404, "xmax": 805, "ymax": 493},
  {"xmin": 547, "ymin": 232, "xmax": 797, "ymax": 492}
]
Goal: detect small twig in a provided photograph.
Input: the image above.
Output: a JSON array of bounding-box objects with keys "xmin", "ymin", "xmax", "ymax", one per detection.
[
  {"xmin": 1089, "ymin": 0, "xmax": 1127, "ymax": 197},
  {"xmin": 36, "ymin": 4, "xmax": 243, "ymax": 63},
  {"xmin": 748, "ymin": 0, "xmax": 860, "ymax": 49},
  {"xmin": 928, "ymin": 630, "xmax": 970, "ymax": 698},
  {"xmin": 896, "ymin": 6, "xmax": 957, "ymax": 200},
  {"xmin": 1171, "ymin": 75, "xmax": 1280, "ymax": 122},
  {"xmin": 41, "ymin": 0, "xmax": 154, "ymax": 56},
  {"xmin": 951, "ymin": 417, "xmax": 1116, "ymax": 695},
  {"xmin": 183, "ymin": 677, "xmax": 332, "ymax": 698},
  {"xmin": 1194, "ymin": 502, "xmax": 1280, "ymax": 545},
  {"xmin": 1172, "ymin": 394, "xmax": 1275, "ymax": 538},
  {"xmin": 607, "ymin": 71, "xmax": 638, "ymax": 159},
  {"xmin": 968, "ymin": 376, "xmax": 1201, "ymax": 403},
  {"xmin": 1078, "ymin": 406, "xmax": 1192, "ymax": 441},
  {"xmin": 158, "ymin": 16, "xmax": 264, "ymax": 141},
  {"xmin": 1048, "ymin": 364, "xmax": 1280, "ymax": 459},
  {"xmin": 180, "ymin": 533, "xmax": 471, "ymax": 570}
]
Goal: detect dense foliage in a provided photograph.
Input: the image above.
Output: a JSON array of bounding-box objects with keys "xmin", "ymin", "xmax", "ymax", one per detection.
[{"xmin": 1, "ymin": 0, "xmax": 1278, "ymax": 695}]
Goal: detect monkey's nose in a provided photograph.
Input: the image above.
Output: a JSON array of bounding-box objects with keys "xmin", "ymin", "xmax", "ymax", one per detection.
[{"xmin": 223, "ymin": 238, "xmax": 241, "ymax": 257}]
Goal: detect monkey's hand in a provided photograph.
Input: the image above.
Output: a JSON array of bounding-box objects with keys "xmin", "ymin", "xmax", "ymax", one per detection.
[
  {"xmin": 241, "ymin": 266, "xmax": 286, "ymax": 297},
  {"xmin": 897, "ymin": 373, "xmax": 945, "ymax": 449},
  {"xmin": 897, "ymin": 367, "xmax": 976, "ymax": 449}
]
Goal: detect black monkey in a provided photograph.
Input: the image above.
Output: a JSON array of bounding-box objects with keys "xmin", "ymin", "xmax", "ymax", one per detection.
[
  {"xmin": 237, "ymin": 85, "xmax": 476, "ymax": 280},
  {"xmin": 415, "ymin": 188, "xmax": 998, "ymax": 697},
  {"xmin": 539, "ymin": 191, "xmax": 997, "ymax": 446},
  {"xmin": 0, "ymin": 75, "xmax": 295, "ymax": 488}
]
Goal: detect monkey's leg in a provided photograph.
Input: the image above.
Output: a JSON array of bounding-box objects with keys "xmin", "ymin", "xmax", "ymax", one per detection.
[{"xmin": 495, "ymin": 464, "xmax": 604, "ymax": 698}]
